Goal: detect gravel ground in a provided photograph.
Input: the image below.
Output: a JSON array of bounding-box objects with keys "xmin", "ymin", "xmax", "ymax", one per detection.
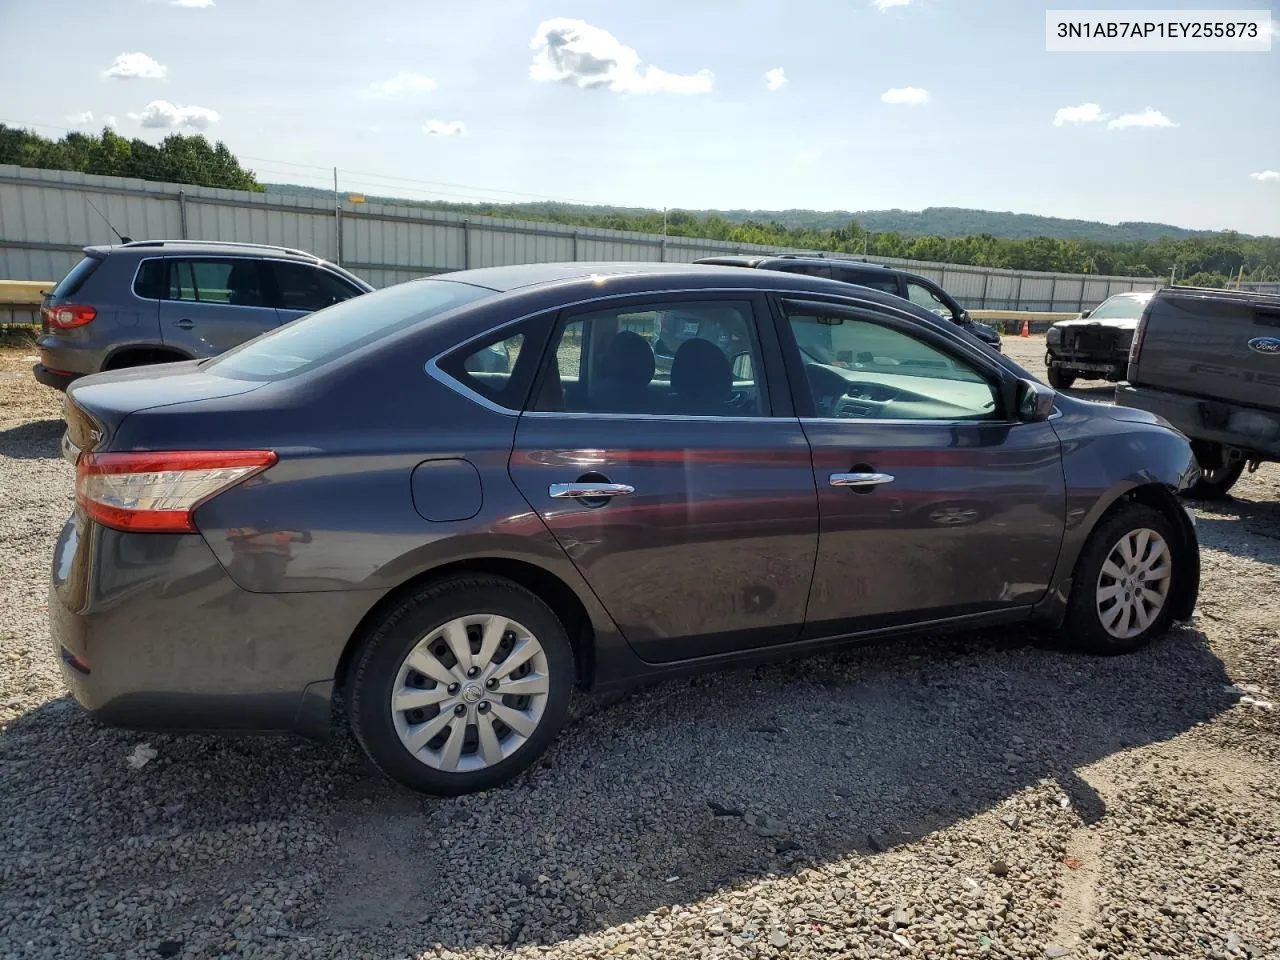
[{"xmin": 2, "ymin": 339, "xmax": 1279, "ymax": 960}]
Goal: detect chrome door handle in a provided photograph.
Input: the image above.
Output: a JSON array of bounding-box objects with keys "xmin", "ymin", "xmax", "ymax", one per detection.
[
  {"xmin": 830, "ymin": 472, "xmax": 895, "ymax": 488},
  {"xmin": 549, "ymin": 482, "xmax": 635, "ymax": 499}
]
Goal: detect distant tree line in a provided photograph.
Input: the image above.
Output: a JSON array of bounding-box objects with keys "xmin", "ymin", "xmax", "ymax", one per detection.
[
  {"xmin": 0, "ymin": 124, "xmax": 263, "ymax": 192},
  {"xmin": 4, "ymin": 124, "xmax": 1275, "ymax": 285}
]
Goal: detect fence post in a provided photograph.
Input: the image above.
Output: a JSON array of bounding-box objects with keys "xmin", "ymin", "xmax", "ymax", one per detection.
[
  {"xmin": 462, "ymin": 219, "xmax": 471, "ymax": 270},
  {"xmin": 177, "ymin": 189, "xmax": 188, "ymax": 240},
  {"xmin": 1049, "ymin": 276, "xmax": 1058, "ymax": 312},
  {"xmin": 572, "ymin": 230, "xmax": 579, "ymax": 261},
  {"xmin": 979, "ymin": 270, "xmax": 990, "ymax": 310},
  {"xmin": 1014, "ymin": 275, "xmax": 1024, "ymax": 311},
  {"xmin": 660, "ymin": 236, "xmax": 667, "ymax": 262}
]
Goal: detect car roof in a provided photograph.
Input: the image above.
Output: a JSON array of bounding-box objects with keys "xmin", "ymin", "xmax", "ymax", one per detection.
[{"xmin": 428, "ymin": 260, "xmax": 903, "ymax": 298}]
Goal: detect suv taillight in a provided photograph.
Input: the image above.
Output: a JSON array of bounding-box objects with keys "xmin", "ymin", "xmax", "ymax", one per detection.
[
  {"xmin": 1128, "ymin": 310, "xmax": 1150, "ymax": 367},
  {"xmin": 76, "ymin": 450, "xmax": 277, "ymax": 533},
  {"xmin": 45, "ymin": 304, "xmax": 97, "ymax": 330}
]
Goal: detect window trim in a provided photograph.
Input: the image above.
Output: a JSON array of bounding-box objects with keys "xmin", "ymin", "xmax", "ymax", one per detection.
[
  {"xmin": 771, "ymin": 295, "xmax": 1016, "ymax": 423},
  {"xmin": 523, "ymin": 291, "xmax": 782, "ymax": 420}
]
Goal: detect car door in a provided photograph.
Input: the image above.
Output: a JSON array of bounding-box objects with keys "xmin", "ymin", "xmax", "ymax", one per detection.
[
  {"xmin": 508, "ymin": 294, "xmax": 820, "ymax": 663},
  {"xmin": 267, "ymin": 260, "xmax": 366, "ymax": 325},
  {"xmin": 774, "ymin": 297, "xmax": 1066, "ymax": 638},
  {"xmin": 157, "ymin": 257, "xmax": 278, "ymax": 357}
]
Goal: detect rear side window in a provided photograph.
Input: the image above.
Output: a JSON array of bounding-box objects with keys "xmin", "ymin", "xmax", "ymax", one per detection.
[
  {"xmin": 133, "ymin": 259, "xmax": 166, "ymax": 300},
  {"xmin": 773, "ymin": 262, "xmax": 831, "ymax": 279},
  {"xmin": 208, "ymin": 278, "xmax": 494, "ymax": 380},
  {"xmin": 168, "ymin": 258, "xmax": 268, "ymax": 306},
  {"xmin": 269, "ymin": 261, "xmax": 362, "ymax": 311},
  {"xmin": 438, "ymin": 331, "xmax": 536, "ymax": 409},
  {"xmin": 52, "ymin": 256, "xmax": 102, "ymax": 299}
]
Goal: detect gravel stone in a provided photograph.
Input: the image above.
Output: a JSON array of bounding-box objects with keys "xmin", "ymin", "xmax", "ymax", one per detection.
[{"xmin": 3, "ymin": 338, "xmax": 1280, "ymax": 959}]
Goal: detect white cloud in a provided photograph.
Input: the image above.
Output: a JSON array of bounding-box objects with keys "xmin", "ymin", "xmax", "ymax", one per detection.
[
  {"xmin": 764, "ymin": 67, "xmax": 787, "ymax": 92},
  {"xmin": 794, "ymin": 150, "xmax": 820, "ymax": 165},
  {"xmin": 529, "ymin": 18, "xmax": 713, "ymax": 95},
  {"xmin": 102, "ymin": 52, "xmax": 167, "ymax": 80},
  {"xmin": 872, "ymin": 0, "xmax": 914, "ymax": 9},
  {"xmin": 104, "ymin": 115, "xmax": 118, "ymax": 128},
  {"xmin": 1251, "ymin": 170, "xmax": 1280, "ymax": 182},
  {"xmin": 171, "ymin": 0, "xmax": 214, "ymax": 6},
  {"xmin": 880, "ymin": 86, "xmax": 929, "ymax": 105},
  {"xmin": 1108, "ymin": 107, "xmax": 1176, "ymax": 130},
  {"xmin": 65, "ymin": 111, "xmax": 94, "ymax": 126},
  {"xmin": 423, "ymin": 119, "xmax": 465, "ymax": 136},
  {"xmin": 1053, "ymin": 102, "xmax": 1109, "ymax": 126},
  {"xmin": 367, "ymin": 72, "xmax": 437, "ymax": 97},
  {"xmin": 128, "ymin": 100, "xmax": 220, "ymax": 130}
]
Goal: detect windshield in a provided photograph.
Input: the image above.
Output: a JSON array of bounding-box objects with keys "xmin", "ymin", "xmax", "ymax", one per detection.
[
  {"xmin": 206, "ymin": 278, "xmax": 494, "ymax": 380},
  {"xmin": 1088, "ymin": 295, "xmax": 1150, "ymax": 321}
]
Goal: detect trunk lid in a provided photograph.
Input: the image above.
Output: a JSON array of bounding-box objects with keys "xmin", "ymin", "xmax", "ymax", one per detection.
[{"xmin": 63, "ymin": 361, "xmax": 267, "ymax": 458}]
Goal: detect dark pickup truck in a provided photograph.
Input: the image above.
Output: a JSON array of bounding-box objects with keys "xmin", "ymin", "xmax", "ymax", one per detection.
[{"xmin": 1116, "ymin": 286, "xmax": 1280, "ymax": 498}]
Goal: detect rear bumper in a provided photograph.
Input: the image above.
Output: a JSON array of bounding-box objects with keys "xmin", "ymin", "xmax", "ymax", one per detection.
[
  {"xmin": 1116, "ymin": 384, "xmax": 1280, "ymax": 460},
  {"xmin": 48, "ymin": 514, "xmax": 382, "ymax": 737},
  {"xmin": 32, "ymin": 363, "xmax": 79, "ymax": 392}
]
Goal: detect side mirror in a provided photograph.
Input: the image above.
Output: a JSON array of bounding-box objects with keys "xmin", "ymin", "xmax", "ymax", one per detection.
[
  {"xmin": 1080, "ymin": 309, "xmax": 1092, "ymax": 319},
  {"xmin": 731, "ymin": 351, "xmax": 754, "ymax": 380},
  {"xmin": 1017, "ymin": 378, "xmax": 1056, "ymax": 422}
]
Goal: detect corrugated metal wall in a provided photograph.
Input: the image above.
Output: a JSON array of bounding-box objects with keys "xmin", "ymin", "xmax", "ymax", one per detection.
[{"xmin": 0, "ymin": 164, "xmax": 1164, "ymax": 310}]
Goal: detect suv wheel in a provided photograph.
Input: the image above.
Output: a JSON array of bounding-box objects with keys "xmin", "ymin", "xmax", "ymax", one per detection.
[
  {"xmin": 1060, "ymin": 504, "xmax": 1179, "ymax": 655},
  {"xmin": 348, "ymin": 575, "xmax": 575, "ymax": 795},
  {"xmin": 1187, "ymin": 442, "xmax": 1244, "ymax": 500},
  {"xmin": 1047, "ymin": 368, "xmax": 1076, "ymax": 390}
]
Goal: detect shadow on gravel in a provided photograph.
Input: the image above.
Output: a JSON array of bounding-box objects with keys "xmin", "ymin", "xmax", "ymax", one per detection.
[
  {"xmin": 0, "ymin": 418, "xmax": 63, "ymax": 459},
  {"xmin": 1194, "ymin": 498, "xmax": 1280, "ymax": 554},
  {"xmin": 0, "ymin": 624, "xmax": 1238, "ymax": 952}
]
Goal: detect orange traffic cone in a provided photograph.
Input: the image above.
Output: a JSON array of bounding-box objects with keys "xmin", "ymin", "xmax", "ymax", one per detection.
[{"xmin": 1019, "ymin": 318, "xmax": 1030, "ymax": 338}]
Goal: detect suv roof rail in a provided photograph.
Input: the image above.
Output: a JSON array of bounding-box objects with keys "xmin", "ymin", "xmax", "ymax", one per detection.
[
  {"xmin": 1159, "ymin": 285, "xmax": 1280, "ymax": 303},
  {"xmin": 120, "ymin": 239, "xmax": 319, "ymax": 259}
]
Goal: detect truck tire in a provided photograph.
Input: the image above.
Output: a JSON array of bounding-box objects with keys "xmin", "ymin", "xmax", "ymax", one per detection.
[
  {"xmin": 1047, "ymin": 368, "xmax": 1076, "ymax": 390},
  {"xmin": 1187, "ymin": 442, "xmax": 1244, "ymax": 500}
]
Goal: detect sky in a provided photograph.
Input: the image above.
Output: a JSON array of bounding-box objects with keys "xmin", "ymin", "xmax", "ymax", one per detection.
[{"xmin": 0, "ymin": 0, "xmax": 1277, "ymax": 234}]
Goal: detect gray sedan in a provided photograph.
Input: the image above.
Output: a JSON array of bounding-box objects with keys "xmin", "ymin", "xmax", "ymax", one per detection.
[{"xmin": 51, "ymin": 262, "xmax": 1201, "ymax": 795}]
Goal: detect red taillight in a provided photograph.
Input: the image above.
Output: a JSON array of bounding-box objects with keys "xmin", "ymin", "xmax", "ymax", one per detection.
[
  {"xmin": 45, "ymin": 304, "xmax": 97, "ymax": 329},
  {"xmin": 75, "ymin": 450, "xmax": 277, "ymax": 533}
]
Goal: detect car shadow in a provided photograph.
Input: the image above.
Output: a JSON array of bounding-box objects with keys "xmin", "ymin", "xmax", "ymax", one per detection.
[
  {"xmin": 0, "ymin": 418, "xmax": 64, "ymax": 459},
  {"xmin": 0, "ymin": 624, "xmax": 1237, "ymax": 952},
  {"xmin": 1190, "ymin": 495, "xmax": 1280, "ymax": 555}
]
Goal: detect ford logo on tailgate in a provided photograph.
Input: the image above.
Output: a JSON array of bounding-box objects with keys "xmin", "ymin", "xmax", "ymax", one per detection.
[{"xmin": 1248, "ymin": 337, "xmax": 1280, "ymax": 355}]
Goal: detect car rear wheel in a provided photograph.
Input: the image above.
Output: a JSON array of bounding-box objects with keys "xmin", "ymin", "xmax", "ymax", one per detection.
[
  {"xmin": 1060, "ymin": 504, "xmax": 1179, "ymax": 655},
  {"xmin": 1186, "ymin": 442, "xmax": 1244, "ymax": 500},
  {"xmin": 348, "ymin": 575, "xmax": 574, "ymax": 795},
  {"xmin": 1047, "ymin": 368, "xmax": 1076, "ymax": 390}
]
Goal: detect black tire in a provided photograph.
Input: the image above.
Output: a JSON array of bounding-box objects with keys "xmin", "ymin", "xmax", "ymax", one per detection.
[
  {"xmin": 348, "ymin": 574, "xmax": 575, "ymax": 795},
  {"xmin": 1059, "ymin": 503, "xmax": 1181, "ymax": 655},
  {"xmin": 1186, "ymin": 442, "xmax": 1244, "ymax": 500},
  {"xmin": 1047, "ymin": 368, "xmax": 1076, "ymax": 390}
]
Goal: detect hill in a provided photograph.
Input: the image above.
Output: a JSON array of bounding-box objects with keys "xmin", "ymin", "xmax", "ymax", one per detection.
[{"xmin": 263, "ymin": 185, "xmax": 1232, "ymax": 244}]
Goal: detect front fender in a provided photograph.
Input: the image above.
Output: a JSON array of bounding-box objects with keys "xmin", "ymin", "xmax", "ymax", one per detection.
[{"xmin": 1037, "ymin": 402, "xmax": 1199, "ymax": 624}]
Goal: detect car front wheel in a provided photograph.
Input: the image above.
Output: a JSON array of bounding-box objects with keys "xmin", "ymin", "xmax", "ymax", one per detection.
[
  {"xmin": 1060, "ymin": 504, "xmax": 1180, "ymax": 655},
  {"xmin": 348, "ymin": 575, "xmax": 575, "ymax": 795},
  {"xmin": 1047, "ymin": 368, "xmax": 1076, "ymax": 390}
]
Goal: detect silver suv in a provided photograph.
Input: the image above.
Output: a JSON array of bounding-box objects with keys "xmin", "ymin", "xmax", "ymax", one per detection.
[{"xmin": 33, "ymin": 240, "xmax": 373, "ymax": 391}]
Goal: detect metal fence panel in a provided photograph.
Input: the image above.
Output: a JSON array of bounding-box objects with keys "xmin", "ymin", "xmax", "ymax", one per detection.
[{"xmin": 0, "ymin": 163, "xmax": 1180, "ymax": 312}]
